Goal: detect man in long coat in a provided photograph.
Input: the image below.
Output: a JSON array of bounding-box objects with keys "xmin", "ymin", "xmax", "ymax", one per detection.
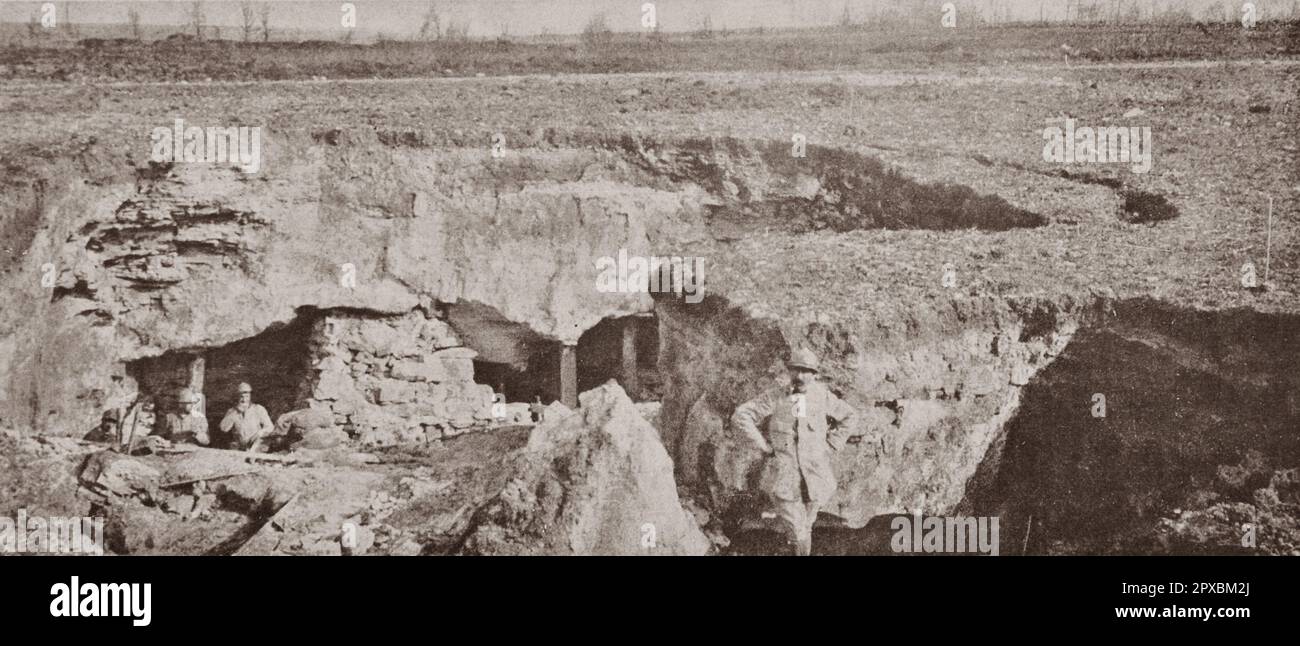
[{"xmin": 731, "ymin": 348, "xmax": 857, "ymax": 556}]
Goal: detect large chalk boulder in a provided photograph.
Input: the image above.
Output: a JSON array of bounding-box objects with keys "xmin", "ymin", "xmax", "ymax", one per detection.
[{"xmin": 461, "ymin": 382, "xmax": 710, "ymax": 556}]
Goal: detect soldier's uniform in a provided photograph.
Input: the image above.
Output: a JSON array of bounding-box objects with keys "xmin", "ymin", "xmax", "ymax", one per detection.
[
  {"xmin": 221, "ymin": 406, "xmax": 273, "ymax": 450},
  {"xmin": 731, "ymin": 350, "xmax": 856, "ymax": 556},
  {"xmin": 220, "ymin": 383, "xmax": 273, "ymax": 451},
  {"xmin": 165, "ymin": 390, "xmax": 210, "ymax": 446},
  {"xmin": 84, "ymin": 409, "xmax": 121, "ymax": 445},
  {"xmin": 111, "ymin": 399, "xmax": 164, "ymax": 454},
  {"xmin": 165, "ymin": 413, "xmax": 210, "ymax": 446}
]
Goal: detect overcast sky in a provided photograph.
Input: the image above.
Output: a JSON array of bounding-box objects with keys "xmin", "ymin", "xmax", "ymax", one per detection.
[{"xmin": 0, "ymin": 1, "xmax": 1283, "ymax": 37}]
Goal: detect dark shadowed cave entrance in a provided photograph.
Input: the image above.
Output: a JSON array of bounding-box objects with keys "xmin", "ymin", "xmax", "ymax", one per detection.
[
  {"xmin": 449, "ymin": 304, "xmax": 661, "ymax": 408},
  {"xmin": 472, "ymin": 350, "xmax": 563, "ymax": 406},
  {"xmin": 125, "ymin": 315, "xmax": 314, "ymax": 433},
  {"xmin": 446, "ymin": 302, "xmax": 561, "ymax": 405},
  {"xmin": 577, "ymin": 315, "xmax": 660, "ymax": 401},
  {"xmin": 125, "ymin": 303, "xmax": 665, "ymax": 451}
]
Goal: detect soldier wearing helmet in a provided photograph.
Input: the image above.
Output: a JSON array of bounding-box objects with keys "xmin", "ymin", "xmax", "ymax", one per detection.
[
  {"xmin": 220, "ymin": 382, "xmax": 273, "ymax": 452},
  {"xmin": 165, "ymin": 388, "xmax": 210, "ymax": 446},
  {"xmin": 84, "ymin": 408, "xmax": 122, "ymax": 445},
  {"xmin": 731, "ymin": 348, "xmax": 858, "ymax": 556}
]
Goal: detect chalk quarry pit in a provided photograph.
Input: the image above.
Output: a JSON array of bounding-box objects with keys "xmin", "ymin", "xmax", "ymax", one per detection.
[{"xmin": 1, "ymin": 130, "xmax": 1295, "ymax": 556}]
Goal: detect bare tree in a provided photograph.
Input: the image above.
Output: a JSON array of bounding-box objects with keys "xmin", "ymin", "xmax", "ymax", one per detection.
[
  {"xmin": 258, "ymin": 2, "xmax": 271, "ymax": 42},
  {"xmin": 443, "ymin": 19, "xmax": 470, "ymax": 41},
  {"xmin": 240, "ymin": 2, "xmax": 256, "ymax": 42},
  {"xmin": 189, "ymin": 1, "xmax": 205, "ymax": 39},
  {"xmin": 419, "ymin": 1, "xmax": 443, "ymax": 41},
  {"xmin": 127, "ymin": 4, "xmax": 142, "ymax": 41},
  {"xmin": 580, "ymin": 12, "xmax": 613, "ymax": 50},
  {"xmin": 838, "ymin": 2, "xmax": 855, "ymax": 29},
  {"xmin": 259, "ymin": 2, "xmax": 271, "ymax": 42},
  {"xmin": 694, "ymin": 14, "xmax": 714, "ymax": 39}
]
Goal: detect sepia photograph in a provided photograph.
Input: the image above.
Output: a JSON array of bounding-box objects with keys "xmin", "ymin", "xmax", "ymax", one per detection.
[{"xmin": 0, "ymin": 0, "xmax": 1295, "ymax": 629}]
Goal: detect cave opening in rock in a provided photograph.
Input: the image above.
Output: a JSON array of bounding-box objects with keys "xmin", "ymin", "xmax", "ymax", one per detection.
[
  {"xmin": 449, "ymin": 303, "xmax": 661, "ymax": 409},
  {"xmin": 962, "ymin": 307, "xmax": 1300, "ymax": 555},
  {"xmin": 577, "ymin": 315, "xmax": 660, "ymax": 401},
  {"xmin": 472, "ymin": 352, "xmax": 560, "ymax": 406},
  {"xmin": 202, "ymin": 317, "xmax": 314, "ymax": 432},
  {"xmin": 446, "ymin": 302, "xmax": 564, "ymax": 406},
  {"xmin": 125, "ymin": 315, "xmax": 314, "ymax": 438},
  {"xmin": 122, "ymin": 301, "xmax": 668, "ymax": 452}
]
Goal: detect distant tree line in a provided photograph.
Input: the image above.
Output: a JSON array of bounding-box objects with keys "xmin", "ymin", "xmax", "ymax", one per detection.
[{"xmin": 9, "ymin": 0, "xmax": 1298, "ymax": 48}]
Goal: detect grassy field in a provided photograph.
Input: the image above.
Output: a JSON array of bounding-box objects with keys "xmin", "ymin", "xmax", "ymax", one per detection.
[{"xmin": 1, "ymin": 20, "xmax": 1297, "ymax": 83}]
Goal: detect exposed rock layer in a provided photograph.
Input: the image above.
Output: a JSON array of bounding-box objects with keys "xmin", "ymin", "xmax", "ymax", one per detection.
[{"xmin": 655, "ymin": 294, "xmax": 1092, "ymax": 528}]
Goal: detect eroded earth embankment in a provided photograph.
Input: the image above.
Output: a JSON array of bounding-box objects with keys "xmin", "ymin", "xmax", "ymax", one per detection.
[
  {"xmin": 1, "ymin": 131, "xmax": 1293, "ymax": 555},
  {"xmin": 659, "ymin": 293, "xmax": 1300, "ymax": 555}
]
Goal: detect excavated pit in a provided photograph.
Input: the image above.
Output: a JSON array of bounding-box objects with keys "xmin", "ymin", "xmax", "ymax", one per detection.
[
  {"xmin": 962, "ymin": 302, "xmax": 1300, "ymax": 555},
  {"xmin": 3, "ymin": 131, "xmax": 1061, "ymax": 435},
  {"xmin": 603, "ymin": 136, "xmax": 1048, "ymax": 233},
  {"xmin": 0, "ymin": 131, "xmax": 1269, "ymax": 556},
  {"xmin": 651, "ymin": 294, "xmax": 1300, "ymax": 556}
]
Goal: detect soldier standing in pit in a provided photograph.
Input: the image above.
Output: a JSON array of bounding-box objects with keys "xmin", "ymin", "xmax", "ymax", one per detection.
[
  {"xmin": 731, "ymin": 348, "xmax": 858, "ymax": 556},
  {"xmin": 220, "ymin": 382, "xmax": 273, "ymax": 451}
]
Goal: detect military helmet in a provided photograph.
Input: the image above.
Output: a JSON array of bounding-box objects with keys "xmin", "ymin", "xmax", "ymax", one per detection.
[
  {"xmin": 237, "ymin": 382, "xmax": 253, "ymax": 394},
  {"xmin": 787, "ymin": 348, "xmax": 820, "ymax": 373},
  {"xmin": 177, "ymin": 389, "xmax": 200, "ymax": 404}
]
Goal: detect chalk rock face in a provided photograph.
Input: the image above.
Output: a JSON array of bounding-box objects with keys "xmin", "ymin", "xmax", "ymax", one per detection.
[
  {"xmin": 0, "ymin": 137, "xmax": 707, "ymax": 435},
  {"xmin": 655, "ymin": 297, "xmax": 1087, "ymax": 529},
  {"xmin": 461, "ymin": 383, "xmax": 710, "ymax": 556}
]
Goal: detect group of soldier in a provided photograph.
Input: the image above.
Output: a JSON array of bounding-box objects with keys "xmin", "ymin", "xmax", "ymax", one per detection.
[
  {"xmin": 83, "ymin": 348, "xmax": 861, "ymax": 556},
  {"xmin": 86, "ymin": 381, "xmax": 274, "ymax": 454}
]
